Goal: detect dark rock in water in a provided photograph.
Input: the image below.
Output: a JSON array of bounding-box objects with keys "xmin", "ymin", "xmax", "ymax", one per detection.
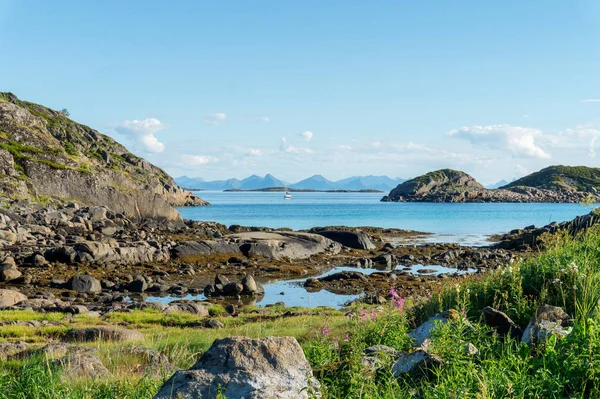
[
  {"xmin": 127, "ymin": 278, "xmax": 148, "ymax": 293},
  {"xmin": 203, "ymin": 284, "xmax": 215, "ymax": 297},
  {"xmin": 153, "ymin": 336, "xmax": 320, "ymax": 399},
  {"xmin": 482, "ymin": 306, "xmax": 522, "ymax": 339},
  {"xmin": 304, "ymin": 278, "xmax": 322, "ymax": 288},
  {"xmin": 315, "ymin": 230, "xmax": 376, "ymax": 250},
  {"xmin": 417, "ymin": 268, "xmax": 437, "ymax": 274},
  {"xmin": 222, "ymin": 283, "xmax": 244, "ymax": 296},
  {"xmin": 319, "ymin": 271, "xmax": 368, "ymax": 282},
  {"xmin": 372, "ymin": 254, "xmax": 394, "ymax": 269},
  {"xmin": 66, "ymin": 275, "xmax": 101, "ymax": 293}
]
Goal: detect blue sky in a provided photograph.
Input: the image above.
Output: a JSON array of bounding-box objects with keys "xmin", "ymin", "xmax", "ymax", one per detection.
[{"xmin": 1, "ymin": 0, "xmax": 600, "ymax": 184}]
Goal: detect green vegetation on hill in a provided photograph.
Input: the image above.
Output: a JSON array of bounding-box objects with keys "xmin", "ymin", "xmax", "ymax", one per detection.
[
  {"xmin": 501, "ymin": 165, "xmax": 600, "ymax": 192},
  {"xmin": 2, "ymin": 227, "xmax": 600, "ymax": 397},
  {"xmin": 0, "ymin": 92, "xmax": 206, "ymax": 216}
]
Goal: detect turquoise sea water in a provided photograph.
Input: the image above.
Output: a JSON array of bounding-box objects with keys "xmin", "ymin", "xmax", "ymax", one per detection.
[{"xmin": 178, "ymin": 191, "xmax": 593, "ymax": 245}]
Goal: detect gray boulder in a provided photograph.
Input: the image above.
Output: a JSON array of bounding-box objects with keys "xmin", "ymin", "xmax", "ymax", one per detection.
[
  {"xmin": 409, "ymin": 309, "xmax": 460, "ymax": 347},
  {"xmin": 315, "ymin": 230, "xmax": 376, "ymax": 250},
  {"xmin": 522, "ymin": 304, "xmax": 573, "ymax": 345},
  {"xmin": 66, "ymin": 275, "xmax": 102, "ymax": 293},
  {"xmin": 153, "ymin": 336, "xmax": 320, "ymax": 399},
  {"xmin": 392, "ymin": 349, "xmax": 443, "ymax": 378}
]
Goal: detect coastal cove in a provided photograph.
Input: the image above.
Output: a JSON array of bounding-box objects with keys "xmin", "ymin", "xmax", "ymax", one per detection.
[{"xmin": 179, "ymin": 191, "xmax": 594, "ymax": 245}]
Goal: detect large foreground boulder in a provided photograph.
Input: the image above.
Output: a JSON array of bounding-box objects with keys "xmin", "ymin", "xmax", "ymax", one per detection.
[{"xmin": 153, "ymin": 336, "xmax": 320, "ymax": 399}]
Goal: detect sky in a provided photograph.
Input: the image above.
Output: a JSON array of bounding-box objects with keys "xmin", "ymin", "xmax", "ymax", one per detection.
[{"xmin": 1, "ymin": 0, "xmax": 600, "ymax": 185}]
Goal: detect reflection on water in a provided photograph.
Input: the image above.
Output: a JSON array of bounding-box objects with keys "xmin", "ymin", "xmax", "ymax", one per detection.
[{"xmin": 146, "ymin": 263, "xmax": 475, "ymax": 309}]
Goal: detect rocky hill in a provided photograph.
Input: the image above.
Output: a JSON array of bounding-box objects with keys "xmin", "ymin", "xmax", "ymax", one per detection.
[
  {"xmin": 500, "ymin": 166, "xmax": 600, "ymax": 193},
  {"xmin": 0, "ymin": 93, "xmax": 207, "ymax": 220},
  {"xmin": 382, "ymin": 167, "xmax": 598, "ymax": 203}
]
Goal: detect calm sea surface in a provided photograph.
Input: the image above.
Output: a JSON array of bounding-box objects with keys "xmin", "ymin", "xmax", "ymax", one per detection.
[{"xmin": 178, "ymin": 191, "xmax": 593, "ymax": 246}]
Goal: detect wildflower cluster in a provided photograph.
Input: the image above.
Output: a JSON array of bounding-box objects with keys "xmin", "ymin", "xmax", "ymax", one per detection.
[{"xmin": 388, "ymin": 287, "xmax": 405, "ymax": 310}]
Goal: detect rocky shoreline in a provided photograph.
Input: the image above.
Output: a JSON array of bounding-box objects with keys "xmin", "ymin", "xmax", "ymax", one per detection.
[{"xmin": 3, "ymin": 196, "xmax": 597, "ymax": 318}]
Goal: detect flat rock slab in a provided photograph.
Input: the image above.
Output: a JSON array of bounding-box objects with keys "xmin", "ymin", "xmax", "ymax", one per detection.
[
  {"xmin": 233, "ymin": 231, "xmax": 341, "ymax": 259},
  {"xmin": 173, "ymin": 231, "xmax": 341, "ymax": 260},
  {"xmin": 153, "ymin": 336, "xmax": 320, "ymax": 399},
  {"xmin": 66, "ymin": 327, "xmax": 144, "ymax": 342}
]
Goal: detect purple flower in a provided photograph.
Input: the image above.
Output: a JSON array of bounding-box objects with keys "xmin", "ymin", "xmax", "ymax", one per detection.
[
  {"xmin": 360, "ymin": 310, "xmax": 367, "ymax": 319},
  {"xmin": 370, "ymin": 312, "xmax": 377, "ymax": 321},
  {"xmin": 345, "ymin": 332, "xmax": 350, "ymax": 341},
  {"xmin": 321, "ymin": 326, "xmax": 330, "ymax": 336},
  {"xmin": 394, "ymin": 297, "xmax": 405, "ymax": 309}
]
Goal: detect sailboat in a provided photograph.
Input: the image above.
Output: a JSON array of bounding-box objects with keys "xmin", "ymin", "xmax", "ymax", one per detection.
[{"xmin": 284, "ymin": 185, "xmax": 292, "ymax": 200}]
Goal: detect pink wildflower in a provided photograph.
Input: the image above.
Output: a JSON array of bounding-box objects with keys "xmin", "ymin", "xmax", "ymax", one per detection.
[{"xmin": 321, "ymin": 326, "xmax": 330, "ymax": 336}]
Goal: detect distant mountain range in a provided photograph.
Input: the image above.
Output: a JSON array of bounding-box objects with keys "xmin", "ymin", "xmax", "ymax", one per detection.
[
  {"xmin": 175, "ymin": 174, "xmax": 406, "ymax": 191},
  {"xmin": 485, "ymin": 179, "xmax": 511, "ymax": 189}
]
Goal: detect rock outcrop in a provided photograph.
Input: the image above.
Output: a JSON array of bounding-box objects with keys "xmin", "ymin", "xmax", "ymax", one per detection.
[
  {"xmin": 0, "ymin": 92, "xmax": 207, "ymax": 221},
  {"xmin": 173, "ymin": 231, "xmax": 342, "ymax": 261},
  {"xmin": 382, "ymin": 167, "xmax": 599, "ymax": 203},
  {"xmin": 154, "ymin": 336, "xmax": 320, "ymax": 399}
]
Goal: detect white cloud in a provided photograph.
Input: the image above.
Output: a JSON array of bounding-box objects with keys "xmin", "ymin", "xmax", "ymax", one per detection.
[
  {"xmin": 338, "ymin": 145, "xmax": 352, "ymax": 150},
  {"xmin": 580, "ymin": 99, "xmax": 600, "ymax": 103},
  {"xmin": 448, "ymin": 124, "xmax": 551, "ymax": 159},
  {"xmin": 247, "ymin": 149, "xmax": 263, "ymax": 156},
  {"xmin": 181, "ymin": 154, "xmax": 218, "ymax": 166},
  {"xmin": 300, "ymin": 131, "xmax": 313, "ymax": 141},
  {"xmin": 114, "ymin": 118, "xmax": 166, "ymax": 153},
  {"xmin": 280, "ymin": 138, "xmax": 313, "ymax": 154},
  {"xmin": 203, "ymin": 113, "xmax": 227, "ymax": 125}
]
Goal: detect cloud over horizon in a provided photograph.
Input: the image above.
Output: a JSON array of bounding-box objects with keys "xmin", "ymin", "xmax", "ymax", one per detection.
[{"xmin": 447, "ymin": 124, "xmax": 551, "ymax": 159}]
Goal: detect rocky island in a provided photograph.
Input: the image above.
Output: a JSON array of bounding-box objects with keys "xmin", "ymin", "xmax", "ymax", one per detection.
[{"xmin": 381, "ymin": 167, "xmax": 600, "ymax": 203}]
